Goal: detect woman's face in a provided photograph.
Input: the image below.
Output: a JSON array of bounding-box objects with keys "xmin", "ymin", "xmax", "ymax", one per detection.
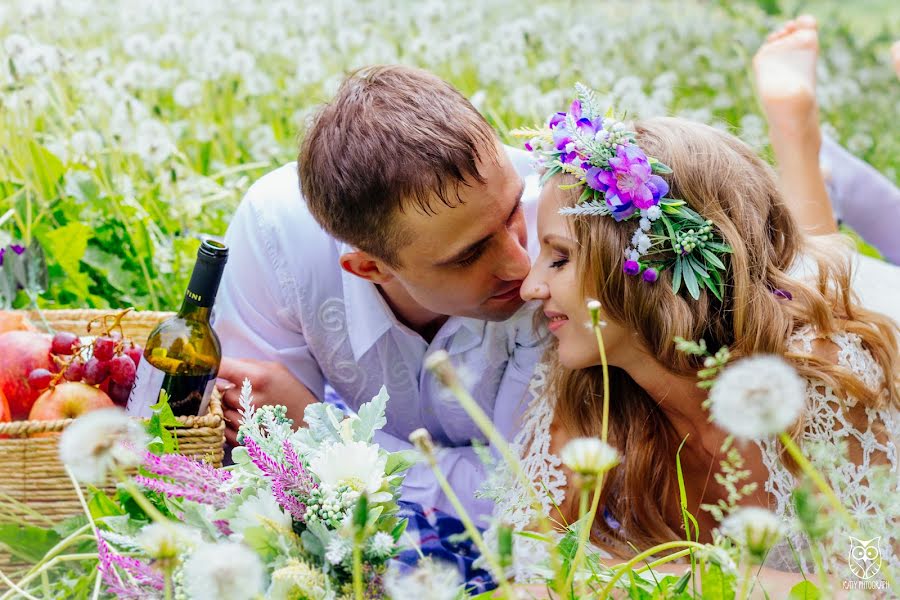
[{"xmin": 522, "ymin": 185, "xmax": 628, "ymax": 370}]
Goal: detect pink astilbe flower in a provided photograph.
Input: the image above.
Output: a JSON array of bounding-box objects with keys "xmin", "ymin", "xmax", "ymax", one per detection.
[
  {"xmin": 135, "ymin": 452, "xmax": 234, "ymax": 509},
  {"xmin": 97, "ymin": 534, "xmax": 164, "ymax": 600},
  {"xmin": 244, "ymin": 438, "xmax": 316, "ymax": 521}
]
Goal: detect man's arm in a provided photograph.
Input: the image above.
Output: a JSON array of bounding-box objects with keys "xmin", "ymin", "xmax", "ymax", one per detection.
[{"xmin": 213, "ymin": 188, "xmax": 325, "ymax": 443}]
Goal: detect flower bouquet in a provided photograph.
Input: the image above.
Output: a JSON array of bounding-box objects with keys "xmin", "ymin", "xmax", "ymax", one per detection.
[{"xmin": 0, "ymin": 382, "xmax": 415, "ymax": 599}]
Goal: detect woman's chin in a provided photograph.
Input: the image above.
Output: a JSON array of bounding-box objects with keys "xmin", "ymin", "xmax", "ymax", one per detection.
[{"xmin": 557, "ymin": 345, "xmax": 601, "ymax": 371}]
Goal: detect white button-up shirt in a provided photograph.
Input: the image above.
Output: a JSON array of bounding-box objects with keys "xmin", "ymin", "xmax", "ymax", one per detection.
[{"xmin": 214, "ymin": 146, "xmax": 544, "ymax": 520}]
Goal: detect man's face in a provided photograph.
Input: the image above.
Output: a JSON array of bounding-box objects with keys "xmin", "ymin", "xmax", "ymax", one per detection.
[{"xmin": 387, "ymin": 142, "xmax": 530, "ymax": 322}]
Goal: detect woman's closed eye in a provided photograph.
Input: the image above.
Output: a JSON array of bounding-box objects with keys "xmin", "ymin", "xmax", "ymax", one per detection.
[{"xmin": 549, "ymin": 252, "xmax": 569, "ymax": 269}]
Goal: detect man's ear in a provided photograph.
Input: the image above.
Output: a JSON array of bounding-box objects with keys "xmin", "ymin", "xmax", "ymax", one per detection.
[{"xmin": 339, "ymin": 250, "xmax": 395, "ymax": 284}]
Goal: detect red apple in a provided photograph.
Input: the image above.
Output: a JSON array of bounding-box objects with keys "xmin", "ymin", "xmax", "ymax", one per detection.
[
  {"xmin": 0, "ymin": 331, "xmax": 53, "ymax": 419},
  {"xmin": 0, "ymin": 390, "xmax": 9, "ymax": 423},
  {"xmin": 28, "ymin": 382, "xmax": 114, "ymax": 421}
]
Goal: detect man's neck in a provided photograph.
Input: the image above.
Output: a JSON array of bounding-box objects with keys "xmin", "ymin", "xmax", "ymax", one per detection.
[{"xmin": 377, "ymin": 280, "xmax": 449, "ymax": 343}]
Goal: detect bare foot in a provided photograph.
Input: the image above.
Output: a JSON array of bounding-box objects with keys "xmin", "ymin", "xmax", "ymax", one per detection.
[
  {"xmin": 754, "ymin": 16, "xmax": 836, "ymax": 235},
  {"xmin": 753, "ymin": 15, "xmax": 820, "ymax": 136},
  {"xmin": 892, "ymin": 40, "xmax": 900, "ymax": 80}
]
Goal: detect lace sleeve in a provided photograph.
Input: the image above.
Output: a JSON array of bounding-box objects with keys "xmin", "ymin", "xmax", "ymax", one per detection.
[
  {"xmin": 478, "ymin": 363, "xmax": 569, "ymax": 582},
  {"xmin": 757, "ymin": 326, "xmax": 899, "ymax": 573}
]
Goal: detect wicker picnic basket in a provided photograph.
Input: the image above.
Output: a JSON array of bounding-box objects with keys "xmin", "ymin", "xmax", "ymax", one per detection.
[{"xmin": 0, "ymin": 309, "xmax": 226, "ymax": 572}]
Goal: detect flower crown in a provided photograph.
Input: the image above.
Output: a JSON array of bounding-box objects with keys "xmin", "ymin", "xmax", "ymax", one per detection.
[{"xmin": 515, "ymin": 84, "xmax": 732, "ymax": 301}]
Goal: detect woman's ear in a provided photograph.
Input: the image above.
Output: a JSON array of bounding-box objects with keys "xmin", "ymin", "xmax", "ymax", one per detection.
[{"xmin": 339, "ymin": 250, "xmax": 394, "ymax": 284}]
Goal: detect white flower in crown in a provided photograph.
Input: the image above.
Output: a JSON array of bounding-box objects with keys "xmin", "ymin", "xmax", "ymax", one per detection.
[
  {"xmin": 560, "ymin": 437, "xmax": 620, "ymax": 477},
  {"xmin": 309, "ymin": 440, "xmax": 390, "ymax": 502},
  {"xmin": 182, "ymin": 541, "xmax": 264, "ymax": 600},
  {"xmin": 59, "ymin": 408, "xmax": 148, "ymax": 484},
  {"xmin": 721, "ymin": 507, "xmax": 785, "ymax": 562},
  {"xmin": 708, "ymin": 355, "xmax": 806, "ymax": 440}
]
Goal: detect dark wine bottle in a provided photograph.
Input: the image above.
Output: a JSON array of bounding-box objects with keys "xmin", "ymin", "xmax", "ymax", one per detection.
[{"xmin": 126, "ymin": 239, "xmax": 228, "ymax": 417}]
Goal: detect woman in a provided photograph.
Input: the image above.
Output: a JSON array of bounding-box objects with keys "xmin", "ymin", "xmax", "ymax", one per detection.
[{"xmin": 485, "ymin": 97, "xmax": 898, "ymax": 584}]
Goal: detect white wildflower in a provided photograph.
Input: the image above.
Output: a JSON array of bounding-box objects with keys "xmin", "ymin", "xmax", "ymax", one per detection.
[
  {"xmin": 59, "ymin": 408, "xmax": 148, "ymax": 484},
  {"xmin": 721, "ymin": 507, "xmax": 785, "ymax": 561},
  {"xmin": 560, "ymin": 438, "xmax": 619, "ymax": 477},
  {"xmin": 183, "ymin": 541, "xmax": 263, "ymax": 600},
  {"xmin": 268, "ymin": 558, "xmax": 329, "ymax": 600},
  {"xmin": 309, "ymin": 440, "xmax": 389, "ymax": 502},
  {"xmin": 137, "ymin": 522, "xmax": 199, "ymax": 561},
  {"xmin": 384, "ymin": 557, "xmax": 461, "ymax": 600},
  {"xmin": 368, "ymin": 531, "xmax": 396, "ymax": 557},
  {"xmin": 639, "ymin": 217, "xmax": 651, "ymax": 232},
  {"xmin": 324, "ymin": 536, "xmax": 351, "ymax": 565},
  {"xmin": 645, "ymin": 205, "xmax": 662, "ymax": 221},
  {"xmin": 230, "ymin": 488, "xmax": 293, "ymax": 540},
  {"xmin": 628, "ymin": 249, "xmax": 640, "ymax": 261},
  {"xmin": 173, "ymin": 79, "xmax": 203, "ymax": 108},
  {"xmin": 708, "ymin": 355, "xmax": 806, "ymax": 440}
]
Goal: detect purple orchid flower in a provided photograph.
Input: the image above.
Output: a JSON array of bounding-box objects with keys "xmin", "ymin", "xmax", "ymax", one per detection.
[
  {"xmin": 548, "ymin": 111, "xmax": 567, "ymax": 129},
  {"xmin": 592, "ymin": 145, "xmax": 669, "ymax": 211},
  {"xmin": 569, "ymin": 99, "xmax": 582, "ymax": 119}
]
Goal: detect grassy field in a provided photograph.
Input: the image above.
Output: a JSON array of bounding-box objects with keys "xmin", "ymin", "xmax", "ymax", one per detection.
[{"xmin": 0, "ymin": 0, "xmax": 897, "ymax": 310}]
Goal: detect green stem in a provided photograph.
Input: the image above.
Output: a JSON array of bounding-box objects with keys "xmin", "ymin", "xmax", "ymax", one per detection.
[
  {"xmin": 592, "ymin": 322, "xmax": 611, "ymax": 444},
  {"xmin": 444, "ymin": 380, "xmax": 564, "ymax": 595},
  {"xmin": 118, "ymin": 475, "xmax": 170, "ymax": 525},
  {"xmin": 635, "ymin": 548, "xmax": 693, "ymax": 573},
  {"xmin": 780, "ymin": 434, "xmax": 897, "ymax": 590},
  {"xmin": 598, "ymin": 541, "xmax": 707, "ymax": 597},
  {"xmin": 352, "ymin": 541, "xmax": 364, "ymax": 600},
  {"xmin": 563, "ymin": 473, "xmax": 605, "ymax": 594},
  {"xmin": 0, "ymin": 554, "xmax": 105, "ymax": 600},
  {"xmin": 736, "ymin": 557, "xmax": 753, "ymax": 600},
  {"xmin": 809, "ymin": 541, "xmax": 830, "ymax": 598},
  {"xmin": 26, "ymin": 290, "xmax": 53, "ymax": 334},
  {"xmin": 420, "ymin": 450, "xmax": 517, "ymax": 600},
  {"xmin": 778, "ymin": 434, "xmax": 856, "ymax": 529},
  {"xmin": 164, "ymin": 573, "xmax": 173, "ymax": 600},
  {"xmin": 0, "ymin": 570, "xmax": 40, "ymax": 600}
]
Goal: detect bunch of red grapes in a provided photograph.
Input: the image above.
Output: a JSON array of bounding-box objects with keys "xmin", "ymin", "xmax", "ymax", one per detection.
[{"xmin": 26, "ymin": 331, "xmax": 143, "ymax": 405}]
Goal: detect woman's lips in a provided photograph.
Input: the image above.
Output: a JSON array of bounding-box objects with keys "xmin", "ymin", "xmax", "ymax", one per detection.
[{"xmin": 546, "ymin": 312, "xmax": 568, "ymax": 333}]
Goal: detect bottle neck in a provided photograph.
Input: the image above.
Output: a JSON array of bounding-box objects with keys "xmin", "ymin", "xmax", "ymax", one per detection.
[
  {"xmin": 177, "ymin": 299, "xmax": 212, "ymax": 322},
  {"xmin": 177, "ymin": 253, "xmax": 225, "ymax": 322}
]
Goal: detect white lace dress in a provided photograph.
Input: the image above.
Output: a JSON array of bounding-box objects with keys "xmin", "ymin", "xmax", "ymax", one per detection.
[{"xmin": 483, "ymin": 329, "xmax": 898, "ymax": 580}]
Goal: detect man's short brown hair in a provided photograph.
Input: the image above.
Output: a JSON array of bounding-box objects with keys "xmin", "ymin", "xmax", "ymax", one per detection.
[{"xmin": 298, "ymin": 65, "xmax": 496, "ymax": 266}]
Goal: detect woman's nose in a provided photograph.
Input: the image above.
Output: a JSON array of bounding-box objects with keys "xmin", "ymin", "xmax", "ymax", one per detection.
[{"xmin": 521, "ymin": 269, "xmax": 549, "ymax": 301}]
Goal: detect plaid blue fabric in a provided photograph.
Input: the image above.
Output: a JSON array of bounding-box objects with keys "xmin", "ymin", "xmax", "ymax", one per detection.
[{"xmin": 393, "ymin": 501, "xmax": 495, "ymax": 593}]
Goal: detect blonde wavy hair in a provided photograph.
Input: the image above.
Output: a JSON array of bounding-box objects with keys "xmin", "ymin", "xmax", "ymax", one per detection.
[{"xmin": 546, "ymin": 117, "xmax": 899, "ymax": 552}]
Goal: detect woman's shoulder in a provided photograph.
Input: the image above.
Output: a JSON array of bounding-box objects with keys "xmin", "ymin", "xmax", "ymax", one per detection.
[{"xmin": 788, "ymin": 324, "xmax": 887, "ymax": 393}]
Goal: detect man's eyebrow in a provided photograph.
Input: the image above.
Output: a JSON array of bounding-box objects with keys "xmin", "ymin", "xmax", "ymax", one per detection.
[{"xmin": 435, "ymin": 183, "xmax": 525, "ymax": 266}]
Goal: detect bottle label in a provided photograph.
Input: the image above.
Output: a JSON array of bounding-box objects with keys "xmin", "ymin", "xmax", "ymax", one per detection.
[
  {"xmin": 125, "ymin": 358, "xmax": 217, "ymax": 418},
  {"xmin": 126, "ymin": 358, "xmax": 166, "ymax": 418}
]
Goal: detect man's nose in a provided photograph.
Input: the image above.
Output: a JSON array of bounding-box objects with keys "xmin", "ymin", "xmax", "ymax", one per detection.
[{"xmin": 495, "ymin": 229, "xmax": 531, "ymax": 281}]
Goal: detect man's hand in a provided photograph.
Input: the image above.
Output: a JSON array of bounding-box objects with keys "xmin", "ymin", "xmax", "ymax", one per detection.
[{"xmin": 217, "ymin": 357, "xmax": 319, "ymax": 446}]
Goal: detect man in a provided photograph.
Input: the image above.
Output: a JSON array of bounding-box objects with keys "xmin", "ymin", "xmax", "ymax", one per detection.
[{"xmin": 214, "ymin": 65, "xmax": 543, "ymax": 520}]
